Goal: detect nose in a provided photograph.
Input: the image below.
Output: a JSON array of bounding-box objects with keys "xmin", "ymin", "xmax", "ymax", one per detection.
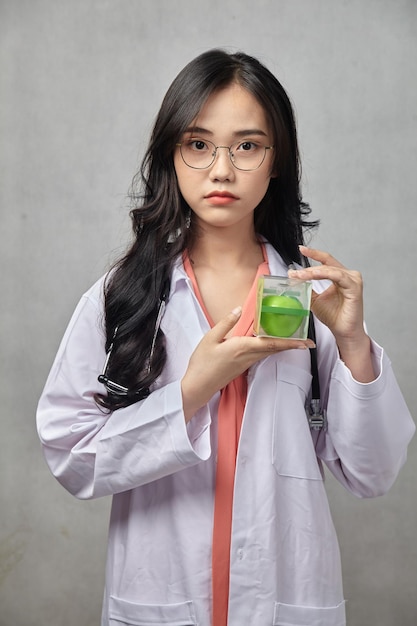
[{"xmin": 209, "ymin": 146, "xmax": 235, "ymax": 181}]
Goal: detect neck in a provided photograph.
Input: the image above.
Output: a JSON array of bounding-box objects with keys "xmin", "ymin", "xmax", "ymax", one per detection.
[{"xmin": 189, "ymin": 225, "xmax": 262, "ymax": 270}]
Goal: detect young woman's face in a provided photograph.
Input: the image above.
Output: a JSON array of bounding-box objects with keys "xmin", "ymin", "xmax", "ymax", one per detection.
[{"xmin": 174, "ymin": 83, "xmax": 274, "ymax": 235}]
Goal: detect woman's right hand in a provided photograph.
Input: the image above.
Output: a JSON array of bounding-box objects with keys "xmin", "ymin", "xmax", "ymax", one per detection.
[{"xmin": 181, "ymin": 306, "xmax": 315, "ymax": 422}]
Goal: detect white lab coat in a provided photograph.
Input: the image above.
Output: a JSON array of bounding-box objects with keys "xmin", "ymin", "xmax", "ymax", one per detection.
[{"xmin": 37, "ymin": 244, "xmax": 415, "ymax": 626}]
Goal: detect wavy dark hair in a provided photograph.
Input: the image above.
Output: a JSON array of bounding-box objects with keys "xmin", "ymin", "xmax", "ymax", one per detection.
[{"xmin": 95, "ymin": 48, "xmax": 318, "ymax": 410}]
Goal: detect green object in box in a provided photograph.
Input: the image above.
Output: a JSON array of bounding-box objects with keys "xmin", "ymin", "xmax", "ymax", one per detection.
[{"xmin": 260, "ymin": 294, "xmax": 309, "ymax": 337}]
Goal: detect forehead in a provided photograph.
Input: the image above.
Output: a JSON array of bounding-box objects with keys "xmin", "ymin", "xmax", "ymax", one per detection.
[{"xmin": 190, "ymin": 83, "xmax": 271, "ymax": 137}]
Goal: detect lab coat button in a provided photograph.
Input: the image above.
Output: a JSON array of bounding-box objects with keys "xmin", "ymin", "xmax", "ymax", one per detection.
[{"xmin": 237, "ymin": 548, "xmax": 244, "ymax": 560}]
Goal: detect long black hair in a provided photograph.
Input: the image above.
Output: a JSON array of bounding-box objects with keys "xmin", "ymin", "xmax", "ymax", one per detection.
[{"xmin": 95, "ymin": 49, "xmax": 318, "ymax": 410}]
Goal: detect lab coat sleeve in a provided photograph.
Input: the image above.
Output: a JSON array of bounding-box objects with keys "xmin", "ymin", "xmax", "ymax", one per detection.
[
  {"xmin": 36, "ymin": 287, "xmax": 212, "ymax": 500},
  {"xmin": 316, "ymin": 341, "xmax": 415, "ymax": 497}
]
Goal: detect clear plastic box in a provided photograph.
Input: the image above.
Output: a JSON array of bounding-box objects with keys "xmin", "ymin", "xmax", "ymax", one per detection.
[{"xmin": 254, "ymin": 275, "xmax": 312, "ymax": 339}]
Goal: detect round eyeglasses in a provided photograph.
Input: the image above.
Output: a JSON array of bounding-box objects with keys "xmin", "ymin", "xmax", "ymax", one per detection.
[{"xmin": 176, "ymin": 138, "xmax": 274, "ymax": 171}]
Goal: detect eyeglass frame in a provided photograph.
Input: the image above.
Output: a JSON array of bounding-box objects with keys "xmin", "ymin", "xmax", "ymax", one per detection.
[{"xmin": 175, "ymin": 139, "xmax": 274, "ymax": 171}]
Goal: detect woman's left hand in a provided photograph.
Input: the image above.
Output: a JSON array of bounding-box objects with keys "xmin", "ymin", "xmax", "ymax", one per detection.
[
  {"xmin": 288, "ymin": 245, "xmax": 364, "ymax": 342},
  {"xmin": 288, "ymin": 245, "xmax": 376, "ymax": 382}
]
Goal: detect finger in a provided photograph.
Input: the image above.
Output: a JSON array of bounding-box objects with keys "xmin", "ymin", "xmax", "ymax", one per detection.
[
  {"xmin": 243, "ymin": 335, "xmax": 316, "ymax": 354},
  {"xmin": 259, "ymin": 338, "xmax": 316, "ymax": 352},
  {"xmin": 315, "ymin": 267, "xmax": 362, "ymax": 291},
  {"xmin": 208, "ymin": 306, "xmax": 242, "ymax": 343},
  {"xmin": 293, "ymin": 266, "xmax": 362, "ymax": 293},
  {"xmin": 299, "ymin": 245, "xmax": 345, "ymax": 269}
]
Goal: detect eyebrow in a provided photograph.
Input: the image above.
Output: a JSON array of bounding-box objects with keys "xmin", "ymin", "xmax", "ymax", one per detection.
[{"xmin": 184, "ymin": 126, "xmax": 268, "ymax": 138}]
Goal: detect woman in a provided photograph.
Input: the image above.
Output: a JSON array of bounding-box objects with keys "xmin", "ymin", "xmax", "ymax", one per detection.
[{"xmin": 37, "ymin": 49, "xmax": 414, "ymax": 626}]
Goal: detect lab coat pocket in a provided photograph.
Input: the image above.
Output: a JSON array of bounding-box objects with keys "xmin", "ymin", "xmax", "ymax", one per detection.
[
  {"xmin": 273, "ymin": 600, "xmax": 346, "ymax": 626},
  {"xmin": 272, "ymin": 363, "xmax": 322, "ymax": 481},
  {"xmin": 108, "ymin": 595, "xmax": 197, "ymax": 625}
]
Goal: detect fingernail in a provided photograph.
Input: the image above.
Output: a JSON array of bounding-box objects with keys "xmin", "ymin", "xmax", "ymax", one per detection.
[
  {"xmin": 298, "ymin": 340, "xmax": 315, "ymax": 350},
  {"xmin": 231, "ymin": 306, "xmax": 242, "ymax": 317}
]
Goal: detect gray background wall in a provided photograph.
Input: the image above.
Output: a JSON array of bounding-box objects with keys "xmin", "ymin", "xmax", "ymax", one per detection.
[{"xmin": 1, "ymin": 1, "xmax": 416, "ymax": 624}]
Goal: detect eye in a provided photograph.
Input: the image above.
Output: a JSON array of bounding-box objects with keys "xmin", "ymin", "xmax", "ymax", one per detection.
[
  {"xmin": 188, "ymin": 139, "xmax": 210, "ymax": 152},
  {"xmin": 235, "ymin": 141, "xmax": 259, "ymax": 152}
]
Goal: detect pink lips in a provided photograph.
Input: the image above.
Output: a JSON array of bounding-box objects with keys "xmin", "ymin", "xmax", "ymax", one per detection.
[{"xmin": 205, "ymin": 191, "xmax": 239, "ymax": 206}]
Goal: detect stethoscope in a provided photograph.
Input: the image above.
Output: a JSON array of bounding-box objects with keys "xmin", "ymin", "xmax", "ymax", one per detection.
[{"xmin": 306, "ymin": 314, "xmax": 327, "ymax": 431}]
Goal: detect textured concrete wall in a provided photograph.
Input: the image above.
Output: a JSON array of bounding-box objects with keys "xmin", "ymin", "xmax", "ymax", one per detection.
[{"xmin": 1, "ymin": 1, "xmax": 416, "ymax": 624}]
